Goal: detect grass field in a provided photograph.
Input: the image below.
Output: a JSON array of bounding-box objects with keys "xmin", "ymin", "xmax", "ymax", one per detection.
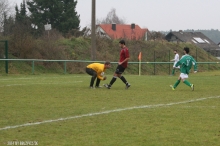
[{"xmin": 0, "ymin": 71, "xmax": 220, "ymax": 146}]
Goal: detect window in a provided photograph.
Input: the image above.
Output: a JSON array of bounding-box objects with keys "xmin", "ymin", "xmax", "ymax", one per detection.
[
  {"xmin": 192, "ymin": 39, "xmax": 197, "ymax": 43},
  {"xmin": 193, "ymin": 37, "xmax": 205, "ymax": 43},
  {"xmin": 204, "ymin": 39, "xmax": 210, "ymax": 44}
]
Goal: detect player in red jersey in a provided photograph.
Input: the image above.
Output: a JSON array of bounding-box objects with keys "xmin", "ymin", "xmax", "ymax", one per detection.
[{"xmin": 104, "ymin": 40, "xmax": 131, "ymax": 89}]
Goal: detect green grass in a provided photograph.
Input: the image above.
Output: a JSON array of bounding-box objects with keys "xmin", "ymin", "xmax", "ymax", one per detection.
[{"xmin": 0, "ymin": 72, "xmax": 220, "ymax": 146}]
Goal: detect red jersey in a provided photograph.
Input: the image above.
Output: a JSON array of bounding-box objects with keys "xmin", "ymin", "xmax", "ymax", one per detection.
[{"xmin": 119, "ymin": 47, "xmax": 130, "ymax": 68}]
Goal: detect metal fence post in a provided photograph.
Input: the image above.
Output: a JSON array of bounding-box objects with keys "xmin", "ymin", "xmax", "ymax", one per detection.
[
  {"xmin": 64, "ymin": 61, "xmax": 67, "ymax": 74},
  {"xmin": 208, "ymin": 53, "xmax": 210, "ymax": 71},
  {"xmin": 5, "ymin": 41, "xmax": 8, "ymax": 74},
  {"xmin": 169, "ymin": 50, "xmax": 170, "ymax": 75},
  {"xmin": 154, "ymin": 51, "xmax": 156, "ymax": 75},
  {"xmin": 32, "ymin": 61, "xmax": 35, "ymax": 74},
  {"xmin": 196, "ymin": 48, "xmax": 198, "ymax": 61}
]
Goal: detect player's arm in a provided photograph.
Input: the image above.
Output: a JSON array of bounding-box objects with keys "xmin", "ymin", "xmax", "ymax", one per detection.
[
  {"xmin": 97, "ymin": 73, "xmax": 104, "ymax": 80},
  {"xmin": 170, "ymin": 56, "xmax": 175, "ymax": 61},
  {"xmin": 175, "ymin": 55, "xmax": 185, "ymax": 67},
  {"xmin": 119, "ymin": 49, "xmax": 130, "ymax": 65},
  {"xmin": 175, "ymin": 60, "xmax": 181, "ymax": 67},
  {"xmin": 97, "ymin": 69, "xmax": 106, "ymax": 80},
  {"xmin": 170, "ymin": 55, "xmax": 177, "ymax": 61},
  {"xmin": 192, "ymin": 58, "xmax": 197, "ymax": 72},
  {"xmin": 120, "ymin": 57, "xmax": 130, "ymax": 64}
]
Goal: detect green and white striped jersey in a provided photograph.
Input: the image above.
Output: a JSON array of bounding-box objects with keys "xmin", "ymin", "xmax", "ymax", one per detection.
[{"xmin": 175, "ymin": 54, "xmax": 197, "ymax": 74}]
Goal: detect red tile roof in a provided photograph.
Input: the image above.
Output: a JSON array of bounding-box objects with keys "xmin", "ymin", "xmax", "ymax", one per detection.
[{"xmin": 98, "ymin": 24, "xmax": 148, "ymax": 40}]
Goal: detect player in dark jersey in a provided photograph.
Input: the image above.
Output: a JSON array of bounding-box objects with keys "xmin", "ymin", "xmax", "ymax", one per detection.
[{"xmin": 104, "ymin": 40, "xmax": 131, "ymax": 89}]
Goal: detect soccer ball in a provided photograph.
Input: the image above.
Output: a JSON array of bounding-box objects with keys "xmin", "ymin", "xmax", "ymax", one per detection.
[{"xmin": 101, "ymin": 72, "xmax": 105, "ymax": 77}]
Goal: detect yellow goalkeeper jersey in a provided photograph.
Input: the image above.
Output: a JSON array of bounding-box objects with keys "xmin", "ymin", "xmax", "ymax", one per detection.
[{"xmin": 86, "ymin": 63, "xmax": 105, "ymax": 80}]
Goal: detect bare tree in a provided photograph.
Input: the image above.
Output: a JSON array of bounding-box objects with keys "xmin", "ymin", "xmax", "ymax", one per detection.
[
  {"xmin": 0, "ymin": 0, "xmax": 10, "ymax": 32},
  {"xmin": 149, "ymin": 31, "xmax": 166, "ymax": 40},
  {"xmin": 97, "ymin": 8, "xmax": 126, "ymax": 24}
]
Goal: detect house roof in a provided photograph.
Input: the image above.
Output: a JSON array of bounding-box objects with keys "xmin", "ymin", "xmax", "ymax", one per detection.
[
  {"xmin": 165, "ymin": 31, "xmax": 219, "ymax": 50},
  {"xmin": 97, "ymin": 24, "xmax": 148, "ymax": 40}
]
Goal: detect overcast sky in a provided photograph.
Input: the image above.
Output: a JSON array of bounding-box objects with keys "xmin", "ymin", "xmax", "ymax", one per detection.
[{"xmin": 8, "ymin": 0, "xmax": 220, "ymax": 31}]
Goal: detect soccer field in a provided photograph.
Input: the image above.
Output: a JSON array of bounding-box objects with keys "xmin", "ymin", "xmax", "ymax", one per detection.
[{"xmin": 0, "ymin": 72, "xmax": 220, "ymax": 146}]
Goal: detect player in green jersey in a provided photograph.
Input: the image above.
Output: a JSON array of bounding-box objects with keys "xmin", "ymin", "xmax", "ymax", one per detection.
[{"xmin": 170, "ymin": 47, "xmax": 197, "ymax": 91}]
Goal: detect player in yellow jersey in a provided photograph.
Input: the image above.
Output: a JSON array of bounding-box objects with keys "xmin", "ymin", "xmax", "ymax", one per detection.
[{"xmin": 86, "ymin": 61, "xmax": 111, "ymax": 88}]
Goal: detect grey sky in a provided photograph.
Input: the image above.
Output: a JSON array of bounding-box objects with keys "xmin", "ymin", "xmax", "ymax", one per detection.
[{"xmin": 9, "ymin": 0, "xmax": 220, "ymax": 31}]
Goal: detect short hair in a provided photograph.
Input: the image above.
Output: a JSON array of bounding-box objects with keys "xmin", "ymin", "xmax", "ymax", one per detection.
[
  {"xmin": 104, "ymin": 61, "xmax": 111, "ymax": 65},
  {"xmin": 119, "ymin": 40, "xmax": 125, "ymax": 45},
  {"xmin": 184, "ymin": 47, "xmax": 189, "ymax": 54},
  {"xmin": 174, "ymin": 50, "xmax": 177, "ymax": 52}
]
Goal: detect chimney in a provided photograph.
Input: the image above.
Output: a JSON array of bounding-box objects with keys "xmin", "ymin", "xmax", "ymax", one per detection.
[
  {"xmin": 112, "ymin": 23, "xmax": 116, "ymax": 31},
  {"xmin": 179, "ymin": 30, "xmax": 183, "ymax": 34},
  {"xmin": 131, "ymin": 23, "xmax": 135, "ymax": 29}
]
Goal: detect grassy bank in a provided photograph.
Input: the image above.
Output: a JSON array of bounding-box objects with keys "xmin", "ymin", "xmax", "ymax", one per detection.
[{"xmin": 1, "ymin": 38, "xmax": 219, "ymax": 75}]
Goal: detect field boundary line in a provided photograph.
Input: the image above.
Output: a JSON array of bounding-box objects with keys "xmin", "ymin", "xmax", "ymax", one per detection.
[{"xmin": 0, "ymin": 96, "xmax": 219, "ymax": 131}]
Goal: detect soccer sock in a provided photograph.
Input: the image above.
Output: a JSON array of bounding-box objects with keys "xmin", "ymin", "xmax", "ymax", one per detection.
[
  {"xmin": 119, "ymin": 76, "xmax": 128, "ymax": 84},
  {"xmin": 172, "ymin": 69, "xmax": 175, "ymax": 75},
  {"xmin": 109, "ymin": 76, "xmax": 117, "ymax": 87},
  {"xmin": 173, "ymin": 80, "xmax": 180, "ymax": 88},
  {"xmin": 183, "ymin": 80, "xmax": 191, "ymax": 87}
]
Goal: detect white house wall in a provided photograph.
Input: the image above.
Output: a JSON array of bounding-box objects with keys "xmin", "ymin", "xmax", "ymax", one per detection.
[
  {"xmin": 145, "ymin": 32, "xmax": 148, "ymax": 41},
  {"xmin": 96, "ymin": 26, "xmax": 111, "ymax": 39}
]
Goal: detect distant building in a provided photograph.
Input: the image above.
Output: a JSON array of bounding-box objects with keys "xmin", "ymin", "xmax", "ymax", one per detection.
[
  {"xmin": 165, "ymin": 30, "xmax": 220, "ymax": 57},
  {"xmin": 96, "ymin": 24, "xmax": 148, "ymax": 40}
]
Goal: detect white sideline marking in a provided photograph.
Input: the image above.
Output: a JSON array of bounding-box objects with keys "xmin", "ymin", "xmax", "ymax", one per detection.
[
  {"xmin": 180, "ymin": 106, "xmax": 217, "ymax": 108},
  {"xmin": 0, "ymin": 78, "xmax": 33, "ymax": 80},
  {"xmin": 0, "ymin": 96, "xmax": 219, "ymax": 131},
  {"xmin": 0, "ymin": 84, "xmax": 25, "ymax": 87}
]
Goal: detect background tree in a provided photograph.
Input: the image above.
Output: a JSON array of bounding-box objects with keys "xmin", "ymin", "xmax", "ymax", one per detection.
[
  {"xmin": 3, "ymin": 13, "xmax": 14, "ymax": 36},
  {"xmin": 0, "ymin": 0, "xmax": 10, "ymax": 33},
  {"xmin": 149, "ymin": 31, "xmax": 166, "ymax": 40},
  {"xmin": 15, "ymin": 2, "xmax": 27, "ymax": 23},
  {"xmin": 27, "ymin": 0, "xmax": 80, "ymax": 35},
  {"xmin": 97, "ymin": 8, "xmax": 126, "ymax": 24},
  {"xmin": 8, "ymin": 2, "xmax": 33, "ymax": 58},
  {"xmin": 15, "ymin": 2, "xmax": 32, "ymax": 30}
]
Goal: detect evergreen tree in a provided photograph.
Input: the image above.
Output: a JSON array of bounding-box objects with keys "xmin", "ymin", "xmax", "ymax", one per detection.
[
  {"xmin": 15, "ymin": 5, "xmax": 21, "ymax": 22},
  {"xmin": 0, "ymin": 0, "xmax": 10, "ymax": 33},
  {"xmin": 3, "ymin": 12, "xmax": 15, "ymax": 36},
  {"xmin": 15, "ymin": 2, "xmax": 32, "ymax": 33},
  {"xmin": 27, "ymin": 0, "xmax": 80, "ymax": 35}
]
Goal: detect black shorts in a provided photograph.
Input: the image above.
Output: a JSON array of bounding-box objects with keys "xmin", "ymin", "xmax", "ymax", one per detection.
[
  {"xmin": 115, "ymin": 65, "xmax": 125, "ymax": 74},
  {"xmin": 86, "ymin": 68, "xmax": 97, "ymax": 77}
]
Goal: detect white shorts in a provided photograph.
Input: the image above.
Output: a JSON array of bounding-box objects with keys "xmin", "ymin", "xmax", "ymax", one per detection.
[
  {"xmin": 180, "ymin": 73, "xmax": 188, "ymax": 79},
  {"xmin": 173, "ymin": 62, "xmax": 180, "ymax": 68}
]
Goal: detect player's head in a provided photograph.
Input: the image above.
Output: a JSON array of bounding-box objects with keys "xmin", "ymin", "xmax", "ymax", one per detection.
[
  {"xmin": 119, "ymin": 40, "xmax": 125, "ymax": 45},
  {"xmin": 183, "ymin": 47, "xmax": 189, "ymax": 54},
  {"xmin": 119, "ymin": 40, "xmax": 125, "ymax": 48},
  {"xmin": 174, "ymin": 50, "xmax": 177, "ymax": 54},
  {"xmin": 104, "ymin": 61, "xmax": 111, "ymax": 69}
]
